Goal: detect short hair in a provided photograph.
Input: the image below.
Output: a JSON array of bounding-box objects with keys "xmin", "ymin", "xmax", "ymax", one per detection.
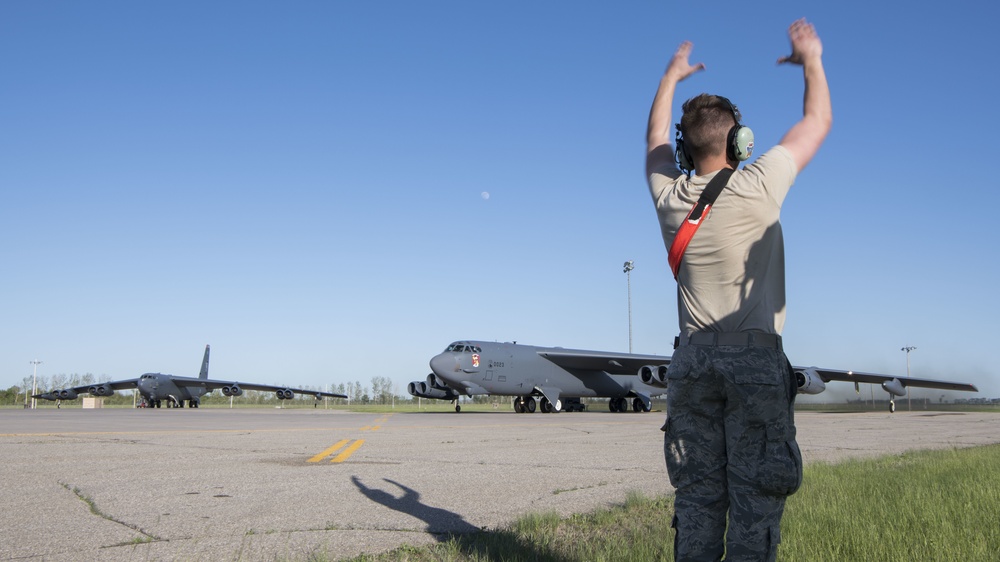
[{"xmin": 679, "ymin": 94, "xmax": 739, "ymax": 162}]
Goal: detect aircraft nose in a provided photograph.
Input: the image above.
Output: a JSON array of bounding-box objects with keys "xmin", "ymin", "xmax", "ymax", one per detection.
[{"xmin": 429, "ymin": 353, "xmax": 458, "ymax": 377}]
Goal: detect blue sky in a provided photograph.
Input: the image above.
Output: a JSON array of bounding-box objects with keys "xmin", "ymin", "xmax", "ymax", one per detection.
[{"xmin": 3, "ymin": 1, "xmax": 998, "ymax": 402}]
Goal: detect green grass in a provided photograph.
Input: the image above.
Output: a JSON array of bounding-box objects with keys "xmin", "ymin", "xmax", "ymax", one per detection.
[
  {"xmin": 329, "ymin": 445, "xmax": 1000, "ymax": 562},
  {"xmin": 781, "ymin": 446, "xmax": 1000, "ymax": 561}
]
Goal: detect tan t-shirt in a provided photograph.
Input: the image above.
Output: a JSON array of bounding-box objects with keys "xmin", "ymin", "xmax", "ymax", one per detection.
[{"xmin": 648, "ymin": 145, "xmax": 798, "ymax": 335}]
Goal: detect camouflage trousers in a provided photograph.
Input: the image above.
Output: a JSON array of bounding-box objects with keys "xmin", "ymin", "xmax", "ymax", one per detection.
[{"xmin": 662, "ymin": 343, "xmax": 802, "ymax": 562}]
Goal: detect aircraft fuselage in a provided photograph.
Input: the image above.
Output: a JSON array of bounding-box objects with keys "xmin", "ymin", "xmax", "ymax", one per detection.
[
  {"xmin": 414, "ymin": 340, "xmax": 668, "ymax": 412},
  {"xmin": 429, "ymin": 341, "xmax": 656, "ymax": 398},
  {"xmin": 137, "ymin": 373, "xmax": 207, "ymax": 406}
]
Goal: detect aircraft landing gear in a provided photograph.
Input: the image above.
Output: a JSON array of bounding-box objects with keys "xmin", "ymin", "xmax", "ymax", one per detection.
[
  {"xmin": 540, "ymin": 397, "xmax": 562, "ymax": 413},
  {"xmin": 513, "ymin": 395, "xmax": 538, "ymax": 413},
  {"xmin": 889, "ymin": 399, "xmax": 896, "ymax": 413},
  {"xmin": 632, "ymin": 397, "xmax": 650, "ymax": 412},
  {"xmin": 513, "ymin": 397, "xmax": 524, "ymax": 413},
  {"xmin": 609, "ymin": 397, "xmax": 629, "ymax": 412}
]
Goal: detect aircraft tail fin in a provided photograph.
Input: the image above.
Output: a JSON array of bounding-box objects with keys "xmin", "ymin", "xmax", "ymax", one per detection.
[{"xmin": 199, "ymin": 345, "xmax": 211, "ymax": 379}]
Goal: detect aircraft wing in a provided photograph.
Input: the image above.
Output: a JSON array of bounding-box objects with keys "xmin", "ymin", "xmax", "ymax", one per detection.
[
  {"xmin": 537, "ymin": 349, "xmax": 669, "ymax": 375},
  {"xmin": 170, "ymin": 376, "xmax": 348, "ymax": 399},
  {"xmin": 33, "ymin": 379, "xmax": 139, "ymax": 400},
  {"xmin": 800, "ymin": 367, "xmax": 979, "ymax": 392}
]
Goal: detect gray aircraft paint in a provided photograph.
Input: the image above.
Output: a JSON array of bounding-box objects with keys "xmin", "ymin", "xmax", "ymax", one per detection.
[
  {"xmin": 409, "ymin": 340, "xmax": 979, "ymax": 413},
  {"xmin": 34, "ymin": 345, "xmax": 347, "ymax": 408}
]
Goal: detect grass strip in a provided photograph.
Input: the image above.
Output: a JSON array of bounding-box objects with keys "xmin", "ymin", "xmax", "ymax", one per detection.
[{"xmin": 333, "ymin": 445, "xmax": 1000, "ymax": 562}]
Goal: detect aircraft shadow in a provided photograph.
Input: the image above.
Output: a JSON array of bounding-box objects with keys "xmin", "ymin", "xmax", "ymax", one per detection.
[{"xmin": 350, "ymin": 476, "xmax": 572, "ymax": 561}]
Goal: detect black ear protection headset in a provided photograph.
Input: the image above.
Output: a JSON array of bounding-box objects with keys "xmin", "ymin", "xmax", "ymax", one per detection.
[{"xmin": 674, "ymin": 96, "xmax": 754, "ymax": 175}]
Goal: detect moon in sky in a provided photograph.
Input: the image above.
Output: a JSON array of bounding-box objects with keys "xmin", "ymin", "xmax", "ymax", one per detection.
[{"xmin": 481, "ymin": 191, "xmax": 490, "ymax": 200}]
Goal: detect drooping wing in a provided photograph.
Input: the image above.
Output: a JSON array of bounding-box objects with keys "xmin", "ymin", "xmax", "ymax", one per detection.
[
  {"xmin": 170, "ymin": 376, "xmax": 348, "ymax": 398},
  {"xmin": 33, "ymin": 379, "xmax": 139, "ymax": 400},
  {"xmin": 537, "ymin": 349, "xmax": 670, "ymax": 375},
  {"xmin": 798, "ymin": 367, "xmax": 979, "ymax": 392}
]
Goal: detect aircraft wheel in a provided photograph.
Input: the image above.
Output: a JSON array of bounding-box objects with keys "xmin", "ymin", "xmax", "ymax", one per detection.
[
  {"xmin": 455, "ymin": 404, "xmax": 461, "ymax": 413},
  {"xmin": 609, "ymin": 399, "xmax": 618, "ymax": 413},
  {"xmin": 513, "ymin": 398, "xmax": 523, "ymax": 413},
  {"xmin": 525, "ymin": 397, "xmax": 536, "ymax": 413},
  {"xmin": 541, "ymin": 398, "xmax": 556, "ymax": 413},
  {"xmin": 632, "ymin": 398, "xmax": 643, "ymax": 412},
  {"xmin": 889, "ymin": 400, "xmax": 896, "ymax": 413},
  {"xmin": 617, "ymin": 397, "xmax": 629, "ymax": 412}
]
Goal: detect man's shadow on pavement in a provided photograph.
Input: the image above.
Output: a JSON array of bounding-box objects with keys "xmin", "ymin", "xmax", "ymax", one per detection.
[
  {"xmin": 351, "ymin": 475, "xmax": 479, "ymax": 536},
  {"xmin": 350, "ymin": 476, "xmax": 571, "ymax": 561}
]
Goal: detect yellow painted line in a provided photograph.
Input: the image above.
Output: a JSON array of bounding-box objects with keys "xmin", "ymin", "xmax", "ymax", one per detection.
[
  {"xmin": 369, "ymin": 426, "xmax": 381, "ymax": 431},
  {"xmin": 306, "ymin": 439, "xmax": 350, "ymax": 463},
  {"xmin": 330, "ymin": 439, "xmax": 365, "ymax": 463}
]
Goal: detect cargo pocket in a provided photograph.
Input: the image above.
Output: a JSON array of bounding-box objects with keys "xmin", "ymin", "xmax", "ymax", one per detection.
[
  {"xmin": 756, "ymin": 423, "xmax": 802, "ymax": 497},
  {"xmin": 662, "ymin": 418, "xmax": 682, "ymax": 488}
]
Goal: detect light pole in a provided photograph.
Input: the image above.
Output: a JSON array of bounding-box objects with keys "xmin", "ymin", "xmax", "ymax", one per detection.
[
  {"xmin": 30, "ymin": 360, "xmax": 43, "ymax": 410},
  {"xmin": 623, "ymin": 261, "xmax": 634, "ymax": 352},
  {"xmin": 901, "ymin": 346, "xmax": 916, "ymax": 411}
]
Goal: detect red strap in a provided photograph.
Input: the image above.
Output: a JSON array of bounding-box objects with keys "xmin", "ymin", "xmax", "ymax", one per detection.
[{"xmin": 668, "ymin": 203, "xmax": 712, "ymax": 279}]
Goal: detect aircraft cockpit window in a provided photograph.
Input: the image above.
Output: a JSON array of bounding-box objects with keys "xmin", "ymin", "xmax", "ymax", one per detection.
[{"xmin": 444, "ymin": 343, "xmax": 482, "ymax": 353}]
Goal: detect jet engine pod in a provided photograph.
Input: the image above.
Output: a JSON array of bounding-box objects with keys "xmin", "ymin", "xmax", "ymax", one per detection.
[
  {"xmin": 881, "ymin": 378, "xmax": 907, "ymax": 397},
  {"xmin": 276, "ymin": 388, "xmax": 294, "ymax": 400},
  {"xmin": 639, "ymin": 365, "xmax": 669, "ymax": 388},
  {"xmin": 57, "ymin": 389, "xmax": 78, "ymax": 400},
  {"xmin": 222, "ymin": 385, "xmax": 244, "ymax": 397},
  {"xmin": 794, "ymin": 367, "xmax": 827, "ymax": 395},
  {"xmin": 407, "ymin": 382, "xmax": 418, "ymax": 396},
  {"xmin": 426, "ymin": 373, "xmax": 446, "ymax": 389},
  {"xmin": 89, "ymin": 383, "xmax": 115, "ymax": 397}
]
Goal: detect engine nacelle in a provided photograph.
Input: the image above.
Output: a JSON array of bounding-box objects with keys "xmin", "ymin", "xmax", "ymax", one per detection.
[
  {"xmin": 795, "ymin": 367, "xmax": 827, "ymax": 395},
  {"xmin": 407, "ymin": 380, "xmax": 459, "ymax": 400},
  {"xmin": 426, "ymin": 373, "xmax": 447, "ymax": 389},
  {"xmin": 881, "ymin": 378, "xmax": 907, "ymax": 397},
  {"xmin": 276, "ymin": 388, "xmax": 294, "ymax": 400},
  {"xmin": 57, "ymin": 389, "xmax": 79, "ymax": 400},
  {"xmin": 89, "ymin": 383, "xmax": 115, "ymax": 397},
  {"xmin": 221, "ymin": 385, "xmax": 244, "ymax": 397},
  {"xmin": 639, "ymin": 365, "xmax": 669, "ymax": 387},
  {"xmin": 418, "ymin": 387, "xmax": 460, "ymax": 400}
]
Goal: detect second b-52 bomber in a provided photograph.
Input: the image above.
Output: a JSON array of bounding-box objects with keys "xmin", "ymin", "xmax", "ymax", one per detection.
[
  {"xmin": 408, "ymin": 340, "xmax": 979, "ymax": 413},
  {"xmin": 34, "ymin": 345, "xmax": 347, "ymax": 408}
]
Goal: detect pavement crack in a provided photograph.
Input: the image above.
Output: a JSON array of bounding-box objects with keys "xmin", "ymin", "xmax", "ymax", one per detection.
[{"xmin": 60, "ymin": 481, "xmax": 164, "ymax": 543}]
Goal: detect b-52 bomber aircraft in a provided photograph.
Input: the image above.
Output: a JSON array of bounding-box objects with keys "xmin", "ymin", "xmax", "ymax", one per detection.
[
  {"xmin": 34, "ymin": 345, "xmax": 347, "ymax": 408},
  {"xmin": 408, "ymin": 340, "xmax": 978, "ymax": 413}
]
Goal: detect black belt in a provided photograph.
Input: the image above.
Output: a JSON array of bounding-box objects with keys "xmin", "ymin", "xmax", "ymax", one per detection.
[{"xmin": 674, "ymin": 332, "xmax": 782, "ymax": 350}]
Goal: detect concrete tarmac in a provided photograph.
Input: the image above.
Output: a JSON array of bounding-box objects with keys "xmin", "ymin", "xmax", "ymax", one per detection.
[{"xmin": 1, "ymin": 407, "xmax": 998, "ymax": 561}]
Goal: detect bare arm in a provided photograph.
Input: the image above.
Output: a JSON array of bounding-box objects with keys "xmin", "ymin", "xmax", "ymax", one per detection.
[
  {"xmin": 646, "ymin": 42, "xmax": 705, "ymax": 176},
  {"xmin": 777, "ymin": 18, "xmax": 832, "ymax": 172}
]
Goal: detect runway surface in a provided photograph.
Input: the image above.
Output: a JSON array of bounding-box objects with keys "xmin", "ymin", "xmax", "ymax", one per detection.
[{"xmin": 2, "ymin": 407, "xmax": 998, "ymax": 561}]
